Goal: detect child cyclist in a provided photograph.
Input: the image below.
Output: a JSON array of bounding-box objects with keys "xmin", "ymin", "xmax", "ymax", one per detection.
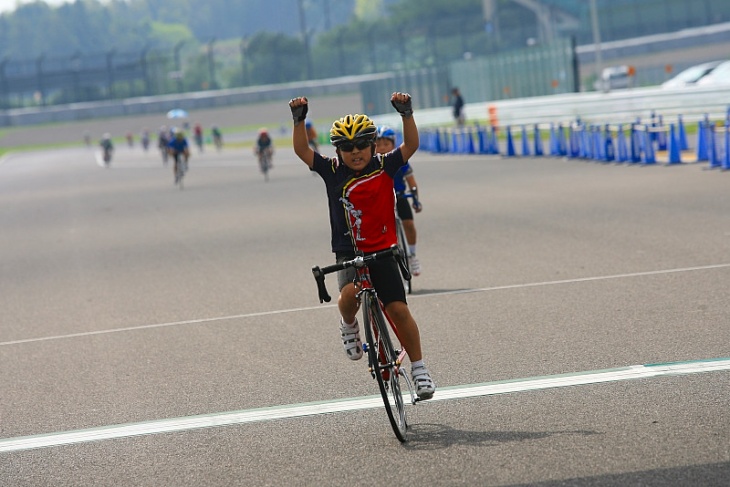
[
  {"xmin": 375, "ymin": 125, "xmax": 423, "ymax": 276},
  {"xmin": 289, "ymin": 92, "xmax": 435, "ymax": 400}
]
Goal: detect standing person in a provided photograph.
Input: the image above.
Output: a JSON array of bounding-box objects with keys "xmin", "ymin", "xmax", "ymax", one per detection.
[
  {"xmin": 375, "ymin": 125, "xmax": 422, "ymax": 276},
  {"xmin": 452, "ymin": 87, "xmax": 465, "ymax": 127},
  {"xmin": 288, "ymin": 92, "xmax": 435, "ymax": 400}
]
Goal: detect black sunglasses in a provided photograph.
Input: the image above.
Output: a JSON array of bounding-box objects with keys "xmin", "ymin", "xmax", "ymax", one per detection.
[{"xmin": 338, "ymin": 139, "xmax": 372, "ymax": 152}]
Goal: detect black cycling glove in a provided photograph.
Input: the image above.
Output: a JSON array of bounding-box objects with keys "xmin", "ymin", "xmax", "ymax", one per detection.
[
  {"xmin": 290, "ymin": 98, "xmax": 308, "ymax": 124},
  {"xmin": 391, "ymin": 95, "xmax": 413, "ymax": 118}
]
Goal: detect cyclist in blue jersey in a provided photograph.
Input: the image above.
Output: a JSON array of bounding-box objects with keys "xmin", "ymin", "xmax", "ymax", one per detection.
[
  {"xmin": 289, "ymin": 92, "xmax": 435, "ymax": 400},
  {"xmin": 167, "ymin": 129, "xmax": 190, "ymax": 183},
  {"xmin": 100, "ymin": 133, "xmax": 114, "ymax": 164},
  {"xmin": 376, "ymin": 126, "xmax": 423, "ymax": 276},
  {"xmin": 305, "ymin": 119, "xmax": 319, "ymax": 152}
]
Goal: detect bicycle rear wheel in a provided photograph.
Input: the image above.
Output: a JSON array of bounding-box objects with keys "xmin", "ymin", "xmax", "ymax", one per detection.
[
  {"xmin": 395, "ymin": 217, "xmax": 412, "ymax": 294},
  {"xmin": 362, "ymin": 293, "xmax": 408, "ymax": 442},
  {"xmin": 260, "ymin": 153, "xmax": 270, "ymax": 182},
  {"xmin": 175, "ymin": 155, "xmax": 185, "ymax": 190}
]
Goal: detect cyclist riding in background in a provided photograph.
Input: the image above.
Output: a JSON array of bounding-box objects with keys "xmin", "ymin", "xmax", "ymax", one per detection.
[
  {"xmin": 305, "ymin": 119, "xmax": 319, "ymax": 152},
  {"xmin": 141, "ymin": 128, "xmax": 150, "ymax": 151},
  {"xmin": 211, "ymin": 126, "xmax": 223, "ymax": 150},
  {"xmin": 193, "ymin": 122, "xmax": 204, "ymax": 152},
  {"xmin": 100, "ymin": 133, "xmax": 114, "ymax": 164},
  {"xmin": 375, "ymin": 125, "xmax": 423, "ymax": 276},
  {"xmin": 255, "ymin": 128, "xmax": 274, "ymax": 170},
  {"xmin": 288, "ymin": 92, "xmax": 435, "ymax": 400},
  {"xmin": 167, "ymin": 129, "xmax": 190, "ymax": 183},
  {"xmin": 158, "ymin": 125, "xmax": 171, "ymax": 164}
]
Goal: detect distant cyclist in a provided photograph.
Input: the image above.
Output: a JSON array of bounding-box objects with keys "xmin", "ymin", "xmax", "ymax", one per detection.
[
  {"xmin": 193, "ymin": 122, "xmax": 204, "ymax": 152},
  {"xmin": 141, "ymin": 128, "xmax": 150, "ymax": 151},
  {"xmin": 376, "ymin": 125, "xmax": 423, "ymax": 276},
  {"xmin": 167, "ymin": 129, "xmax": 190, "ymax": 184},
  {"xmin": 255, "ymin": 128, "xmax": 274, "ymax": 172},
  {"xmin": 305, "ymin": 119, "xmax": 319, "ymax": 152},
  {"xmin": 211, "ymin": 125, "xmax": 223, "ymax": 151},
  {"xmin": 158, "ymin": 125, "xmax": 171, "ymax": 165},
  {"xmin": 100, "ymin": 133, "xmax": 114, "ymax": 165}
]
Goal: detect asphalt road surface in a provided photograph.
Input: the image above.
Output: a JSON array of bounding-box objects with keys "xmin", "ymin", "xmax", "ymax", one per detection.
[{"xmin": 1, "ymin": 138, "xmax": 729, "ymax": 486}]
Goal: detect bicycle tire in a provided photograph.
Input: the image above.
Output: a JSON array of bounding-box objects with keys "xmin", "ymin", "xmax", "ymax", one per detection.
[
  {"xmin": 260, "ymin": 152, "xmax": 270, "ymax": 182},
  {"xmin": 362, "ymin": 293, "xmax": 408, "ymax": 442},
  {"xmin": 395, "ymin": 217, "xmax": 412, "ymax": 294},
  {"xmin": 175, "ymin": 154, "xmax": 185, "ymax": 189}
]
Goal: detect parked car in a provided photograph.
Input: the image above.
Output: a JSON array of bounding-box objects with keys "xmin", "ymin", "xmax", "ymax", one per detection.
[
  {"xmin": 661, "ymin": 60, "xmax": 724, "ymax": 88},
  {"xmin": 695, "ymin": 60, "xmax": 730, "ymax": 86}
]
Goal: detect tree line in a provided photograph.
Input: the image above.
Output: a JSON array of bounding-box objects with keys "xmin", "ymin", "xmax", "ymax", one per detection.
[{"xmin": 1, "ymin": 0, "xmax": 540, "ymax": 105}]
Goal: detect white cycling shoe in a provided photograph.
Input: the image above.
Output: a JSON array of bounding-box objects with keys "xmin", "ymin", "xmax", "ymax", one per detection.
[
  {"xmin": 340, "ymin": 318, "xmax": 363, "ymax": 361},
  {"xmin": 411, "ymin": 365, "xmax": 435, "ymax": 400}
]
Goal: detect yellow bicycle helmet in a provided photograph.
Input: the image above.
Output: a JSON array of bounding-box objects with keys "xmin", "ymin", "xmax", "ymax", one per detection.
[{"xmin": 329, "ymin": 114, "xmax": 377, "ymax": 147}]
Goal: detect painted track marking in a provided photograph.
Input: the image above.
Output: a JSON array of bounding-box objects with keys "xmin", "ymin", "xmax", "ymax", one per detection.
[
  {"xmin": 2, "ymin": 262, "xmax": 729, "ymax": 347},
  {"xmin": 1, "ymin": 358, "xmax": 728, "ymax": 453}
]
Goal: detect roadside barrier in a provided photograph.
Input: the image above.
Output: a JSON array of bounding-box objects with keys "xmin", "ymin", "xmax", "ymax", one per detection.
[{"xmin": 418, "ymin": 110, "xmax": 728, "ymax": 171}]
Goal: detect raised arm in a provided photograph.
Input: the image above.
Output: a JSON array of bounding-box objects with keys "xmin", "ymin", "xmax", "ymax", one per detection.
[
  {"xmin": 391, "ymin": 92, "xmax": 419, "ymax": 162},
  {"xmin": 289, "ymin": 97, "xmax": 314, "ymax": 168}
]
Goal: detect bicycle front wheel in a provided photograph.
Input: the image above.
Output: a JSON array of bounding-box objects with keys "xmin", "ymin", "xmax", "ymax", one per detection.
[{"xmin": 362, "ymin": 293, "xmax": 408, "ymax": 442}]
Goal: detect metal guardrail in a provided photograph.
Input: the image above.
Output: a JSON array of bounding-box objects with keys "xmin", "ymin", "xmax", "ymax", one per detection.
[
  {"xmin": 3, "ymin": 77, "xmax": 730, "ymax": 130},
  {"xmin": 0, "ymin": 73, "xmax": 393, "ymax": 127}
]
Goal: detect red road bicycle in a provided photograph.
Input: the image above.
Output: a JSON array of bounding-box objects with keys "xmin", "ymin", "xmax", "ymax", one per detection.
[{"xmin": 312, "ymin": 246, "xmax": 418, "ymax": 442}]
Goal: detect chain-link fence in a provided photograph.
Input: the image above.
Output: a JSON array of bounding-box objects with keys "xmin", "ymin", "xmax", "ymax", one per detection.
[{"xmin": 361, "ymin": 37, "xmax": 578, "ymax": 117}]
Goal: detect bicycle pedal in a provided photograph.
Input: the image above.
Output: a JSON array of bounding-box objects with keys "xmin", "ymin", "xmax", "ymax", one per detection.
[{"xmin": 362, "ymin": 343, "xmax": 369, "ymax": 353}]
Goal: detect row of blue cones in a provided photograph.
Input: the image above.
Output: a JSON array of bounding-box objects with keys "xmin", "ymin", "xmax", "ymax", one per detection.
[{"xmin": 420, "ymin": 114, "xmax": 730, "ymax": 170}]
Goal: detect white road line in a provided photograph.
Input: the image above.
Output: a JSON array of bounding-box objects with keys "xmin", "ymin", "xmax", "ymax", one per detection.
[
  {"xmin": 2, "ymin": 262, "xmax": 729, "ymax": 347},
  {"xmin": 2, "ymin": 358, "xmax": 728, "ymax": 453}
]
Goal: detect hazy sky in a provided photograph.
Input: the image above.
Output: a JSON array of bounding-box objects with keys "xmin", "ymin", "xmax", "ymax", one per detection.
[{"xmin": 0, "ymin": 0, "xmax": 70, "ymax": 15}]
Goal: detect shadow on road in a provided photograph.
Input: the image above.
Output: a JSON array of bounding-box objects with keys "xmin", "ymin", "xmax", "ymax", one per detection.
[
  {"xmin": 504, "ymin": 461, "xmax": 730, "ymax": 487},
  {"xmin": 403, "ymin": 423, "xmax": 599, "ymax": 451}
]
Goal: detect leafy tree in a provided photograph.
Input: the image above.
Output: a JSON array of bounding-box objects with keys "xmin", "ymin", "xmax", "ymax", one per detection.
[
  {"xmin": 354, "ymin": 0, "xmax": 382, "ymax": 21},
  {"xmin": 387, "ymin": 0, "xmax": 483, "ymax": 32},
  {"xmin": 246, "ymin": 32, "xmax": 305, "ymax": 85}
]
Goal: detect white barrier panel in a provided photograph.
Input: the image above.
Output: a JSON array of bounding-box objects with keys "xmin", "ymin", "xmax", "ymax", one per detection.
[{"xmin": 372, "ymin": 85, "xmax": 730, "ymax": 129}]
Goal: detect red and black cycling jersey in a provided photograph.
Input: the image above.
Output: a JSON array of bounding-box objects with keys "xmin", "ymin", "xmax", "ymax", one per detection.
[{"xmin": 312, "ymin": 148, "xmax": 406, "ymax": 254}]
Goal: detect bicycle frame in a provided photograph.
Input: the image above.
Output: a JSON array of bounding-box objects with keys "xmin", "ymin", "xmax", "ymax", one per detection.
[
  {"xmin": 394, "ymin": 214, "xmax": 411, "ymax": 294},
  {"xmin": 354, "ymin": 265, "xmax": 409, "ymax": 378},
  {"xmin": 312, "ymin": 246, "xmax": 416, "ymax": 441}
]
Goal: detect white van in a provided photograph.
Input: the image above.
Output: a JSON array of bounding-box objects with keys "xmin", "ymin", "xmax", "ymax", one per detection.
[{"xmin": 594, "ymin": 65, "xmax": 632, "ymax": 92}]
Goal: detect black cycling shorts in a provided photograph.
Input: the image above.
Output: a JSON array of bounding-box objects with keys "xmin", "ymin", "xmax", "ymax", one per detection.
[
  {"xmin": 396, "ymin": 194, "xmax": 413, "ymax": 221},
  {"xmin": 336, "ymin": 251, "xmax": 406, "ymax": 306}
]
